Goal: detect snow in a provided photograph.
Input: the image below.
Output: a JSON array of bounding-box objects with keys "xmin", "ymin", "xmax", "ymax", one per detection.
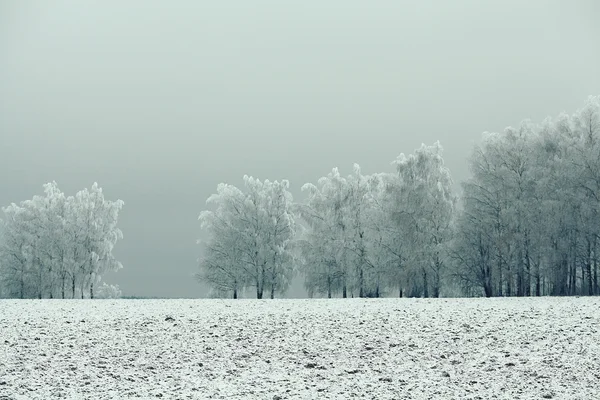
[{"xmin": 1, "ymin": 297, "xmax": 599, "ymax": 399}]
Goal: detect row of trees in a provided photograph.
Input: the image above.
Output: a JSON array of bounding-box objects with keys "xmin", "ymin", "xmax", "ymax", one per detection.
[
  {"xmin": 297, "ymin": 146, "xmax": 455, "ymax": 298},
  {"xmin": 197, "ymin": 144, "xmax": 456, "ymax": 299},
  {"xmin": 0, "ymin": 182, "xmax": 124, "ymax": 299},
  {"xmin": 454, "ymin": 95, "xmax": 600, "ymax": 297},
  {"xmin": 198, "ymin": 95, "xmax": 599, "ymax": 298}
]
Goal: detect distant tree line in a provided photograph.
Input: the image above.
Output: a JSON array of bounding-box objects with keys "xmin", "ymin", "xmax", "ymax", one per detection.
[
  {"xmin": 453, "ymin": 96, "xmax": 600, "ymax": 297},
  {"xmin": 2, "ymin": 97, "xmax": 597, "ymax": 300},
  {"xmin": 0, "ymin": 182, "xmax": 124, "ymax": 299},
  {"xmin": 198, "ymin": 95, "xmax": 600, "ymax": 298}
]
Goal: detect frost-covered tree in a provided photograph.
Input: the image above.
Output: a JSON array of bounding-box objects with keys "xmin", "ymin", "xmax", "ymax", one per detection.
[
  {"xmin": 197, "ymin": 183, "xmax": 248, "ymax": 299},
  {"xmin": 0, "ymin": 182, "xmax": 124, "ymax": 299},
  {"xmin": 390, "ymin": 142, "xmax": 456, "ymax": 297},
  {"xmin": 298, "ymin": 168, "xmax": 351, "ymax": 298},
  {"xmin": 344, "ymin": 164, "xmax": 378, "ymax": 297},
  {"xmin": 69, "ymin": 184, "xmax": 124, "ymax": 299},
  {"xmin": 453, "ymin": 95, "xmax": 600, "ymax": 297},
  {"xmin": 0, "ymin": 203, "xmax": 34, "ymax": 299},
  {"xmin": 299, "ymin": 145, "xmax": 456, "ymax": 298},
  {"xmin": 298, "ymin": 166, "xmax": 386, "ymax": 298},
  {"xmin": 197, "ymin": 176, "xmax": 296, "ymax": 299},
  {"xmin": 367, "ymin": 172, "xmax": 410, "ymax": 297}
]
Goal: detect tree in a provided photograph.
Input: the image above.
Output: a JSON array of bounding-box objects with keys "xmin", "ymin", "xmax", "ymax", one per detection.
[
  {"xmin": 298, "ymin": 145, "xmax": 456, "ymax": 299},
  {"xmin": 344, "ymin": 164, "xmax": 377, "ymax": 297},
  {"xmin": 298, "ymin": 168, "xmax": 351, "ymax": 298},
  {"xmin": 298, "ymin": 166, "xmax": 385, "ymax": 298},
  {"xmin": 197, "ymin": 176, "xmax": 296, "ymax": 299},
  {"xmin": 0, "ymin": 202, "xmax": 33, "ymax": 299},
  {"xmin": 197, "ymin": 183, "xmax": 248, "ymax": 299},
  {"xmin": 453, "ymin": 95, "xmax": 600, "ymax": 297},
  {"xmin": 391, "ymin": 142, "xmax": 456, "ymax": 297},
  {"xmin": 0, "ymin": 182, "xmax": 124, "ymax": 299},
  {"xmin": 69, "ymin": 184, "xmax": 124, "ymax": 299}
]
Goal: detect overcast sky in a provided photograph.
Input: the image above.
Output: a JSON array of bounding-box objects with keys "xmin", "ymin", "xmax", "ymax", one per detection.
[{"xmin": 1, "ymin": 0, "xmax": 599, "ymax": 298}]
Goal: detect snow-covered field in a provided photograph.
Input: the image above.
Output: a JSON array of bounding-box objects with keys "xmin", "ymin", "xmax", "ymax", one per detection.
[{"xmin": 1, "ymin": 298, "xmax": 599, "ymax": 400}]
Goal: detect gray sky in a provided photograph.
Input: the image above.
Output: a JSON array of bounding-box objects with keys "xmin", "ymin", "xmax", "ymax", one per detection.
[{"xmin": 1, "ymin": 0, "xmax": 599, "ymax": 298}]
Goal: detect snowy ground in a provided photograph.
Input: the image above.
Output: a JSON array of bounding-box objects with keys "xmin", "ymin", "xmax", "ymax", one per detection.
[{"xmin": 1, "ymin": 298, "xmax": 599, "ymax": 400}]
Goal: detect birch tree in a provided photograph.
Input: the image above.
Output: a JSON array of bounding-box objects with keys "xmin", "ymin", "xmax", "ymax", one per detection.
[
  {"xmin": 197, "ymin": 176, "xmax": 296, "ymax": 299},
  {"xmin": 454, "ymin": 95, "xmax": 600, "ymax": 297},
  {"xmin": 392, "ymin": 142, "xmax": 456, "ymax": 297},
  {"xmin": 298, "ymin": 168, "xmax": 351, "ymax": 298},
  {"xmin": 0, "ymin": 182, "xmax": 124, "ymax": 299}
]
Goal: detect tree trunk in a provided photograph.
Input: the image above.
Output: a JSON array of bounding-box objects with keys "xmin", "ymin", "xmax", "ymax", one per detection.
[
  {"xmin": 484, "ymin": 258, "xmax": 492, "ymax": 297},
  {"xmin": 89, "ymin": 272, "xmax": 95, "ymax": 299},
  {"xmin": 571, "ymin": 236, "xmax": 578, "ymax": 295},
  {"xmin": 542, "ymin": 276, "xmax": 546, "ymax": 296},
  {"xmin": 270, "ymin": 285, "xmax": 275, "ymax": 299},
  {"xmin": 484, "ymin": 282, "xmax": 492, "ymax": 298},
  {"xmin": 485, "ymin": 261, "xmax": 493, "ymax": 297},
  {"xmin": 535, "ymin": 250, "xmax": 541, "ymax": 297},
  {"xmin": 432, "ymin": 263, "xmax": 440, "ymax": 298},
  {"xmin": 594, "ymin": 236, "xmax": 598, "ymax": 295},
  {"xmin": 497, "ymin": 257, "xmax": 503, "ymax": 297},
  {"xmin": 233, "ymin": 287, "xmax": 238, "ymax": 299},
  {"xmin": 524, "ymin": 240, "xmax": 531, "ymax": 296},
  {"xmin": 561, "ymin": 255, "xmax": 569, "ymax": 296},
  {"xmin": 327, "ymin": 275, "xmax": 332, "ymax": 299},
  {"xmin": 587, "ymin": 238, "xmax": 593, "ymax": 296},
  {"xmin": 594, "ymin": 244, "xmax": 598, "ymax": 295},
  {"xmin": 422, "ymin": 269, "xmax": 429, "ymax": 298},
  {"xmin": 358, "ymin": 268, "xmax": 364, "ymax": 298},
  {"xmin": 506, "ymin": 261, "xmax": 512, "ymax": 297},
  {"xmin": 342, "ymin": 282, "xmax": 347, "ymax": 299},
  {"xmin": 581, "ymin": 255, "xmax": 587, "ymax": 295},
  {"xmin": 516, "ymin": 253, "xmax": 524, "ymax": 297},
  {"xmin": 256, "ymin": 278, "xmax": 263, "ymax": 299},
  {"xmin": 570, "ymin": 246, "xmax": 577, "ymax": 295},
  {"xmin": 258, "ymin": 264, "xmax": 266, "ymax": 299},
  {"xmin": 72, "ymin": 276, "xmax": 76, "ymax": 299}
]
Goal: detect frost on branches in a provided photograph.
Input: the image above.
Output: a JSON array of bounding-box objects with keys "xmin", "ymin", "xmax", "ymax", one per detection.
[
  {"xmin": 296, "ymin": 96, "xmax": 600, "ymax": 298},
  {"xmin": 197, "ymin": 176, "xmax": 296, "ymax": 299},
  {"xmin": 452, "ymin": 95, "xmax": 600, "ymax": 297},
  {"xmin": 197, "ymin": 96, "xmax": 600, "ymax": 299},
  {"xmin": 0, "ymin": 182, "xmax": 124, "ymax": 299},
  {"xmin": 297, "ymin": 145, "xmax": 456, "ymax": 299}
]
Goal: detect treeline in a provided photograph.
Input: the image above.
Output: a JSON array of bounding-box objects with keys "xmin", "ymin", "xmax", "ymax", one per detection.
[
  {"xmin": 454, "ymin": 96, "xmax": 600, "ymax": 297},
  {"xmin": 197, "ymin": 146, "xmax": 454, "ymax": 299},
  {"xmin": 2, "ymin": 97, "xmax": 597, "ymax": 300},
  {"xmin": 198, "ymin": 95, "xmax": 600, "ymax": 298},
  {"xmin": 0, "ymin": 182, "xmax": 124, "ymax": 299}
]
